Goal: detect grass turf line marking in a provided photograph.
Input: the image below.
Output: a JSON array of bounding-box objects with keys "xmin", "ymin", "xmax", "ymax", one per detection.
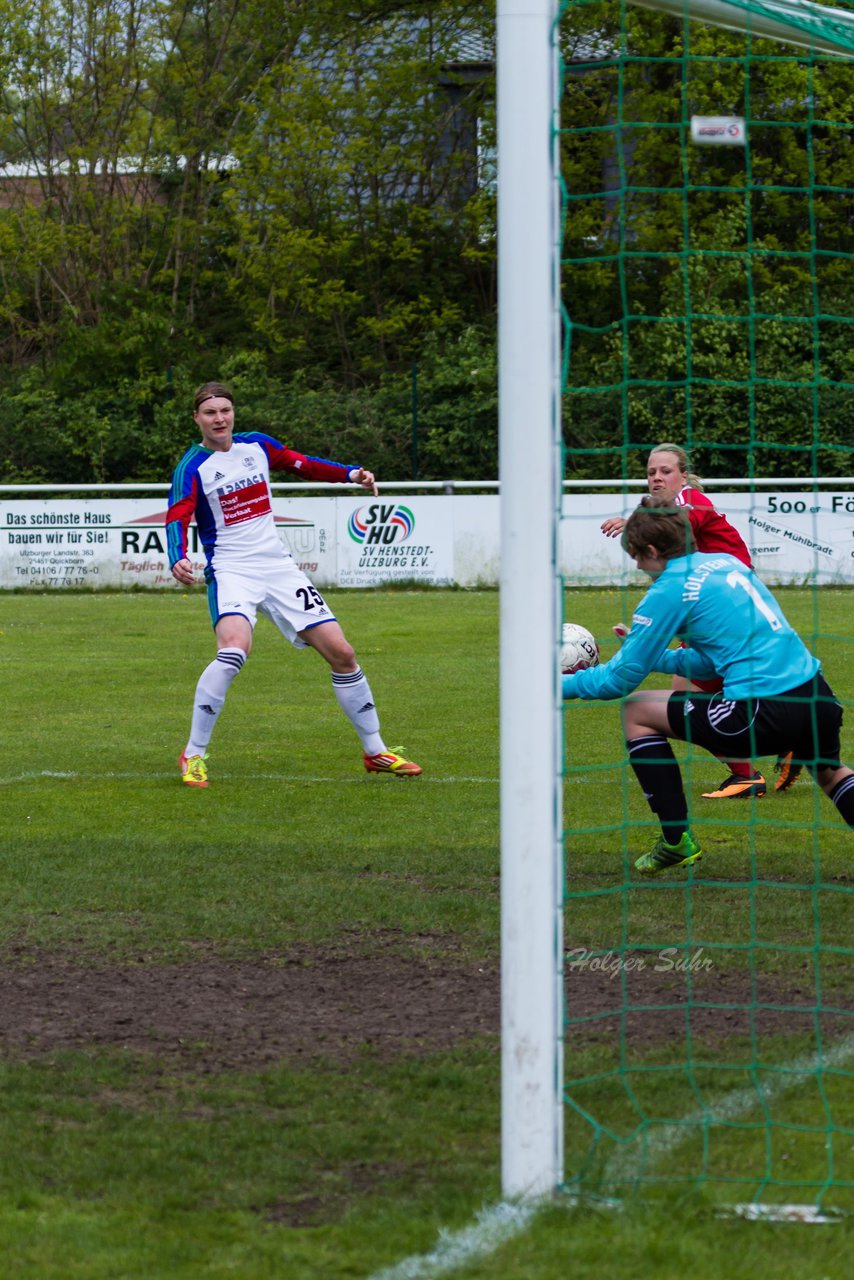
[
  {"xmin": 3, "ymin": 771, "xmax": 78, "ymax": 780},
  {"xmin": 373, "ymin": 1038, "xmax": 854, "ymax": 1277},
  {"xmin": 601, "ymin": 1033, "xmax": 854, "ymax": 1192},
  {"xmin": 367, "ymin": 1201, "xmax": 537, "ymax": 1280},
  {"xmin": 0, "ymin": 771, "xmax": 499, "ymax": 786}
]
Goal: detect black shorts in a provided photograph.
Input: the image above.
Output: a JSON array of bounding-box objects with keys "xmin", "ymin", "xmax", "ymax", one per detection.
[{"xmin": 667, "ymin": 674, "xmax": 843, "ymax": 771}]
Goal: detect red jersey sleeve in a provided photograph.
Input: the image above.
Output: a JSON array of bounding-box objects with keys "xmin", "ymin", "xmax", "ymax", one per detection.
[
  {"xmin": 677, "ymin": 486, "xmax": 752, "ymax": 567},
  {"xmin": 252, "ymin": 433, "xmax": 355, "ymax": 484}
]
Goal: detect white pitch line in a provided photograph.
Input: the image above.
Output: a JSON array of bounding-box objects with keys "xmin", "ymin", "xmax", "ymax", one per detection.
[
  {"xmin": 366, "ymin": 1201, "xmax": 538, "ymax": 1280},
  {"xmin": 0, "ymin": 771, "xmax": 498, "ymax": 786},
  {"xmin": 602, "ymin": 1033, "xmax": 854, "ymax": 1190},
  {"xmin": 0, "ymin": 770, "xmax": 83, "ymax": 784},
  {"xmin": 371, "ymin": 1036, "xmax": 854, "ymax": 1279},
  {"xmin": 0, "ymin": 770, "xmax": 165, "ymax": 785}
]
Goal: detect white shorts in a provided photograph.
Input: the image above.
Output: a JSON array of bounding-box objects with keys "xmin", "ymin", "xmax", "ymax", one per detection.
[{"xmin": 207, "ymin": 560, "xmax": 337, "ymax": 648}]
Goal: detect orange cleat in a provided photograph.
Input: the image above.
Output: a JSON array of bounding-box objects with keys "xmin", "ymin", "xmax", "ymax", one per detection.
[{"xmin": 363, "ymin": 748, "xmax": 422, "ymax": 778}]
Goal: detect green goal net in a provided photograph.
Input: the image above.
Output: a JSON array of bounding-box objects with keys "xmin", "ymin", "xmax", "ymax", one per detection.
[{"xmin": 558, "ymin": 0, "xmax": 854, "ymax": 1212}]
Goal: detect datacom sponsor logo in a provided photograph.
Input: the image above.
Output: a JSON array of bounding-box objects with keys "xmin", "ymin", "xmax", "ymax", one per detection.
[{"xmin": 348, "ymin": 503, "xmax": 415, "ymax": 545}]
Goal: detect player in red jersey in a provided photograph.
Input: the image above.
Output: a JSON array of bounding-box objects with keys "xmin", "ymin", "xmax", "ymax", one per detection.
[
  {"xmin": 166, "ymin": 381, "xmax": 421, "ymax": 787},
  {"xmin": 601, "ymin": 442, "xmax": 800, "ymax": 798}
]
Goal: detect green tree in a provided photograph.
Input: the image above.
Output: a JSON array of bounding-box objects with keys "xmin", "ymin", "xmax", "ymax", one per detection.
[
  {"xmin": 558, "ymin": 2, "xmax": 854, "ymax": 479},
  {"xmin": 0, "ymin": 0, "xmax": 495, "ymax": 377}
]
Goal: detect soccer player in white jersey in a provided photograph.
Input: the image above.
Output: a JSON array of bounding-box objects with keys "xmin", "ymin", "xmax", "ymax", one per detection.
[{"xmin": 166, "ymin": 381, "xmax": 421, "ymax": 787}]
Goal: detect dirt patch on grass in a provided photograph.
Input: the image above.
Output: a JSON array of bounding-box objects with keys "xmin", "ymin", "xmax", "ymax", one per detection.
[
  {"xmin": 563, "ymin": 951, "xmax": 852, "ymax": 1049},
  {"xmin": 0, "ymin": 938, "xmax": 498, "ymax": 1072},
  {"xmin": 0, "ymin": 937, "xmax": 846, "ymax": 1073}
]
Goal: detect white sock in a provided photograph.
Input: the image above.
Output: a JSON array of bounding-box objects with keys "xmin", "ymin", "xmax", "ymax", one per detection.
[
  {"xmin": 185, "ymin": 648, "xmax": 247, "ymax": 756},
  {"xmin": 331, "ymin": 667, "xmax": 385, "ymax": 755}
]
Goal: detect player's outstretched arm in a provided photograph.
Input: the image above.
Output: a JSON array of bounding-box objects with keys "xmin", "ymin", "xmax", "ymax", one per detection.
[{"xmin": 348, "ymin": 467, "xmax": 379, "ymax": 495}]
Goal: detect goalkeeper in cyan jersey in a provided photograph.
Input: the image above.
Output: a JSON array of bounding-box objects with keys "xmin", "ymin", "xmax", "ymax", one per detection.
[
  {"xmin": 600, "ymin": 441, "xmax": 799, "ymax": 798},
  {"xmin": 563, "ymin": 497, "xmax": 854, "ymax": 875}
]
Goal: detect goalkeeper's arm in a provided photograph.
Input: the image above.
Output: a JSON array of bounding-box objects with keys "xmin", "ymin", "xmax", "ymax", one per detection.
[
  {"xmin": 653, "ymin": 645, "xmax": 717, "ymax": 683},
  {"xmin": 563, "ymin": 625, "xmax": 674, "ymax": 701}
]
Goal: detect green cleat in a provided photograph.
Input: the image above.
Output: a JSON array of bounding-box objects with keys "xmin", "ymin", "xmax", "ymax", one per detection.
[{"xmin": 635, "ymin": 831, "xmax": 702, "ymax": 876}]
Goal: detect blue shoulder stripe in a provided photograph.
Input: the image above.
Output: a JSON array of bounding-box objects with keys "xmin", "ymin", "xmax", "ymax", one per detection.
[
  {"xmin": 169, "ymin": 445, "xmax": 206, "ymax": 503},
  {"xmin": 233, "ymin": 431, "xmax": 282, "ymax": 450}
]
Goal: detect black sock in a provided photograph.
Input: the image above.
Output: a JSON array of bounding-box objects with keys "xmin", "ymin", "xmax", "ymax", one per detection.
[
  {"xmin": 627, "ymin": 735, "xmax": 689, "ymax": 845},
  {"xmin": 829, "ymin": 775, "xmax": 854, "ymax": 827}
]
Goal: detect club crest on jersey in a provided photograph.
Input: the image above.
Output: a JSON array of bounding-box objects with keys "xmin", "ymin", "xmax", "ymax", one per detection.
[{"xmin": 243, "ymin": 455, "xmax": 257, "ymax": 467}]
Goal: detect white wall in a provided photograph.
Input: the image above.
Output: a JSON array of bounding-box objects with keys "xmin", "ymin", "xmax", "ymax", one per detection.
[{"xmin": 2, "ymin": 490, "xmax": 854, "ymax": 589}]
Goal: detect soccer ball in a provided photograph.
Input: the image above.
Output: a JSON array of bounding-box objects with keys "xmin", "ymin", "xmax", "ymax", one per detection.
[{"xmin": 560, "ymin": 622, "xmax": 600, "ymax": 675}]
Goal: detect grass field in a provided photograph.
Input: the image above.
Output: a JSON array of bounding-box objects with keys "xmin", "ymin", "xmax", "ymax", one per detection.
[{"xmin": 0, "ymin": 587, "xmax": 852, "ymax": 1277}]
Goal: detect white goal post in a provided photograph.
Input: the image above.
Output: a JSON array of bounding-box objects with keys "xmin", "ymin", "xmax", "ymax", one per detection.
[{"xmin": 497, "ymin": 0, "xmax": 564, "ymax": 1201}]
